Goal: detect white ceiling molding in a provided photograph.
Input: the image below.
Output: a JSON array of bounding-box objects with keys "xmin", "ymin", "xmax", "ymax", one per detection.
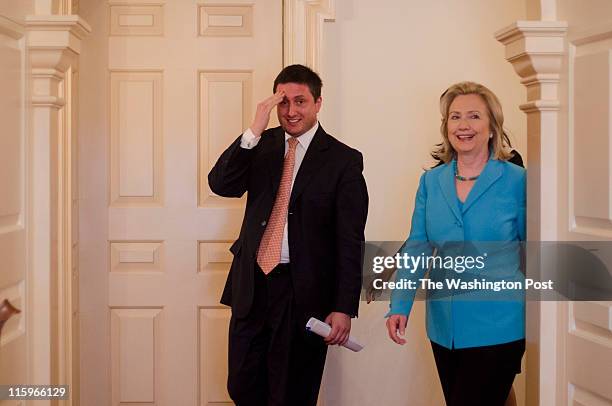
[{"xmin": 283, "ymin": 0, "xmax": 335, "ymax": 72}]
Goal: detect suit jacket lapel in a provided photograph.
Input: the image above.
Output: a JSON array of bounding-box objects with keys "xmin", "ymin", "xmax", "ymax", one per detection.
[
  {"xmin": 438, "ymin": 162, "xmax": 462, "ymax": 223},
  {"xmin": 263, "ymin": 128, "xmax": 286, "ymax": 196},
  {"xmin": 289, "ymin": 126, "xmax": 329, "ymax": 207},
  {"xmin": 462, "ymin": 159, "xmax": 502, "ymax": 214}
]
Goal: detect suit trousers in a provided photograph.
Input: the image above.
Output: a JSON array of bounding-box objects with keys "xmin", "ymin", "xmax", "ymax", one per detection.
[
  {"xmin": 431, "ymin": 339, "xmax": 525, "ymax": 406},
  {"xmin": 227, "ymin": 263, "xmax": 328, "ymax": 406}
]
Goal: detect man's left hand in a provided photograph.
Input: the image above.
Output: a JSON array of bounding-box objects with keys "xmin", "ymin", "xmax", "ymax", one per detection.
[{"xmin": 323, "ymin": 312, "xmax": 351, "ymax": 346}]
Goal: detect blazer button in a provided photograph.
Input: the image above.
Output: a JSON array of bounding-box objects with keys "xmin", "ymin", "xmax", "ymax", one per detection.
[{"xmin": 261, "ymin": 220, "xmax": 267, "ymax": 226}]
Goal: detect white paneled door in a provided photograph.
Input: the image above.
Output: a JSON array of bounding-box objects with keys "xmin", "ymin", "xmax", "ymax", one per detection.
[
  {"xmin": 0, "ymin": 13, "xmax": 27, "ymax": 406},
  {"xmin": 80, "ymin": 1, "xmax": 282, "ymax": 405},
  {"xmin": 561, "ymin": 2, "xmax": 612, "ymax": 404}
]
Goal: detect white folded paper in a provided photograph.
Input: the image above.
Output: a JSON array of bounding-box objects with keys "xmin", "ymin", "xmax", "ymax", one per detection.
[{"xmin": 305, "ymin": 317, "xmax": 364, "ymax": 352}]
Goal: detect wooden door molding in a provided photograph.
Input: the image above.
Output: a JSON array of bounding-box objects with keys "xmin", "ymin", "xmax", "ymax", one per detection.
[
  {"xmin": 283, "ymin": 0, "xmax": 335, "ymax": 71},
  {"xmin": 25, "ymin": 13, "xmax": 90, "ymax": 404},
  {"xmin": 27, "ymin": 15, "xmax": 91, "ymax": 108},
  {"xmin": 496, "ymin": 15, "xmax": 568, "ymax": 406}
]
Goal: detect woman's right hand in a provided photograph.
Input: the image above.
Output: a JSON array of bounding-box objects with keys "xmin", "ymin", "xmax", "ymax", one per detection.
[{"xmin": 386, "ymin": 315, "xmax": 408, "ymax": 345}]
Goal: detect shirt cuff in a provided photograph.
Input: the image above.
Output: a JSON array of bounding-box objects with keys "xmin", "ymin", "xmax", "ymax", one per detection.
[{"xmin": 240, "ymin": 128, "xmax": 261, "ymax": 149}]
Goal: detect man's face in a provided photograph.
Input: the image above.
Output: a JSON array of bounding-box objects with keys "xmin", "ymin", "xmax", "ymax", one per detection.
[{"xmin": 276, "ymin": 82, "xmax": 322, "ymax": 137}]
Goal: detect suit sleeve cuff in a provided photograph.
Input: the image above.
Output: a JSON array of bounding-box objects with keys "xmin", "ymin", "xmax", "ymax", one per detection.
[
  {"xmin": 385, "ymin": 301, "xmax": 413, "ymax": 318},
  {"xmin": 240, "ymin": 128, "xmax": 261, "ymax": 149}
]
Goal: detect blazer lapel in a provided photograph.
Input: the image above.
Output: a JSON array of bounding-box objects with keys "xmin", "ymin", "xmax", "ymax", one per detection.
[
  {"xmin": 263, "ymin": 128, "xmax": 286, "ymax": 196},
  {"xmin": 289, "ymin": 126, "xmax": 329, "ymax": 207},
  {"xmin": 462, "ymin": 159, "xmax": 503, "ymax": 214},
  {"xmin": 438, "ymin": 162, "xmax": 462, "ymax": 223}
]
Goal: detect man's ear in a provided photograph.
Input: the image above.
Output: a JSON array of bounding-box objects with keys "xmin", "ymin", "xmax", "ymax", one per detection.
[{"xmin": 315, "ymin": 96, "xmax": 322, "ymax": 111}]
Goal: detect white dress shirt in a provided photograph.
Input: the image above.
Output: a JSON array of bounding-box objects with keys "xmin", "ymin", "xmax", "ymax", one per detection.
[{"xmin": 240, "ymin": 122, "xmax": 319, "ymax": 263}]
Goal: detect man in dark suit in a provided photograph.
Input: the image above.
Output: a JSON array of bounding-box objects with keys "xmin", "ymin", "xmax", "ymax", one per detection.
[{"xmin": 208, "ymin": 64, "xmax": 368, "ymax": 406}]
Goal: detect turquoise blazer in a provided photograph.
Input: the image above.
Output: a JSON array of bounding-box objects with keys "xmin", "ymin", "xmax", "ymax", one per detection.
[{"xmin": 388, "ymin": 159, "xmax": 526, "ymax": 349}]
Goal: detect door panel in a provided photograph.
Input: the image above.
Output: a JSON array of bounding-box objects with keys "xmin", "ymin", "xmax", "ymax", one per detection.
[
  {"xmin": 559, "ymin": 1, "xmax": 612, "ymax": 404},
  {"xmin": 80, "ymin": 1, "xmax": 282, "ymax": 405},
  {"xmin": 0, "ymin": 13, "xmax": 27, "ymax": 406}
]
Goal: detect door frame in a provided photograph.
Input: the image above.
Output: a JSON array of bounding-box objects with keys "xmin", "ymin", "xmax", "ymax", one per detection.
[
  {"xmin": 496, "ymin": 0, "xmax": 568, "ymax": 404},
  {"xmin": 25, "ymin": 10, "xmax": 90, "ymax": 404}
]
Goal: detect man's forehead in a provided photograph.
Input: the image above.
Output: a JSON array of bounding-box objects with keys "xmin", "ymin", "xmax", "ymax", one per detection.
[{"xmin": 277, "ymin": 82, "xmax": 311, "ymax": 95}]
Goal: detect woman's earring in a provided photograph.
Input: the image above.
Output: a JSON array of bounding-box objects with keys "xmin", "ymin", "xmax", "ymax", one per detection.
[{"xmin": 489, "ymin": 133, "xmax": 494, "ymax": 139}]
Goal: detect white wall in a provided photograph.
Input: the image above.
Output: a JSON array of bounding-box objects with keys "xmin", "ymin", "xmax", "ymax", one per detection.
[
  {"xmin": 318, "ymin": 2, "xmax": 527, "ymax": 405},
  {"xmin": 0, "ymin": 0, "xmax": 35, "ymax": 22}
]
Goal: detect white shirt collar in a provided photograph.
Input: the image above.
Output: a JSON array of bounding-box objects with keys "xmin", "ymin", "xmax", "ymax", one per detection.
[{"xmin": 285, "ymin": 121, "xmax": 319, "ymax": 150}]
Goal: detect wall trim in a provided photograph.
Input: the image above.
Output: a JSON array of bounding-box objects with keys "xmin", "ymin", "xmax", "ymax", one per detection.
[
  {"xmin": 496, "ymin": 21, "xmax": 567, "ymax": 106},
  {"xmin": 26, "ymin": 13, "xmax": 90, "ymax": 405},
  {"xmin": 496, "ymin": 18, "xmax": 568, "ymax": 406},
  {"xmin": 283, "ymin": 0, "xmax": 335, "ymax": 71}
]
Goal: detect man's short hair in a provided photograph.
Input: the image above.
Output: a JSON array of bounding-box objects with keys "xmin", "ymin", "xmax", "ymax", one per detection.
[{"xmin": 273, "ymin": 64, "xmax": 323, "ymax": 100}]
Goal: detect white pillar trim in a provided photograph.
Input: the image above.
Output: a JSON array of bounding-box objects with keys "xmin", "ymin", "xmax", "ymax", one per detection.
[
  {"xmin": 496, "ymin": 21, "xmax": 567, "ymax": 111},
  {"xmin": 496, "ymin": 19, "xmax": 568, "ymax": 406},
  {"xmin": 25, "ymin": 13, "xmax": 90, "ymax": 402},
  {"xmin": 283, "ymin": 0, "xmax": 335, "ymax": 71}
]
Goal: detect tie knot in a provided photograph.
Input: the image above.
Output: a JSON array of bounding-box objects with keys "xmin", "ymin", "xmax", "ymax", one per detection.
[{"xmin": 287, "ymin": 137, "xmax": 298, "ymax": 149}]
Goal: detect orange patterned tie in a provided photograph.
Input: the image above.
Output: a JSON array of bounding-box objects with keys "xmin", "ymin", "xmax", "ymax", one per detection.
[{"xmin": 257, "ymin": 137, "xmax": 299, "ymax": 274}]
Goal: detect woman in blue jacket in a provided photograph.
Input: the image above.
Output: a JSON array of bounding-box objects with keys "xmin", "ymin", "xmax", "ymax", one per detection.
[{"xmin": 386, "ymin": 82, "xmax": 526, "ymax": 406}]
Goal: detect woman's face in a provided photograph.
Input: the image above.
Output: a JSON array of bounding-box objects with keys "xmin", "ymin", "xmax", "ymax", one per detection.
[{"xmin": 446, "ymin": 94, "xmax": 491, "ymax": 158}]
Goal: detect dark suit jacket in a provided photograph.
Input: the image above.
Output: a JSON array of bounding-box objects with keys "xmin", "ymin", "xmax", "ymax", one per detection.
[{"xmin": 208, "ymin": 125, "xmax": 369, "ymax": 321}]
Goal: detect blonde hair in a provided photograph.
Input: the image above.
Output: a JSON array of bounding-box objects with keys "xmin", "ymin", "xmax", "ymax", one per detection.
[{"xmin": 432, "ymin": 81, "xmax": 513, "ymax": 163}]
